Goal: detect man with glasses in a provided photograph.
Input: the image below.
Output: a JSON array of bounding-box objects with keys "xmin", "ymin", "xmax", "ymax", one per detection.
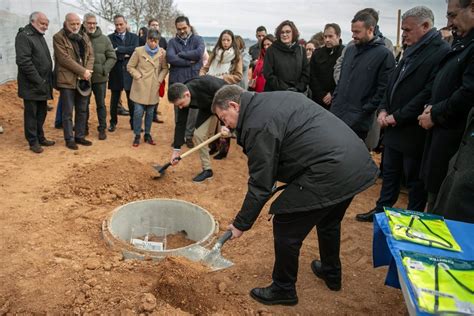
[
  {"xmin": 166, "ymin": 16, "xmax": 205, "ymax": 149},
  {"xmin": 107, "ymin": 14, "xmax": 139, "ymax": 132},
  {"xmin": 419, "ymin": 0, "xmax": 474, "ymax": 211},
  {"xmin": 83, "ymin": 13, "xmax": 116, "ymax": 140}
]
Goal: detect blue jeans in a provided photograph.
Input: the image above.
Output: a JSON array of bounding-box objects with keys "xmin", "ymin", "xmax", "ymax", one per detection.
[
  {"xmin": 133, "ymin": 103, "xmax": 155, "ymax": 136},
  {"xmin": 55, "ymin": 98, "xmax": 62, "ymax": 127}
]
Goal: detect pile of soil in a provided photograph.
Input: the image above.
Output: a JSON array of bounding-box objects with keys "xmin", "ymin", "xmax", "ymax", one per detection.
[{"xmin": 0, "ymin": 81, "xmax": 408, "ymax": 314}]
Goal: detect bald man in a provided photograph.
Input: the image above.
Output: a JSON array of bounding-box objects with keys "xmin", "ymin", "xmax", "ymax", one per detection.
[
  {"xmin": 53, "ymin": 13, "xmax": 94, "ymax": 150},
  {"xmin": 15, "ymin": 12, "xmax": 54, "ymax": 153}
]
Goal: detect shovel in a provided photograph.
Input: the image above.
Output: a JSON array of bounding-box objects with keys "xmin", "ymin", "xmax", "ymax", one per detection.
[
  {"xmin": 179, "ymin": 230, "xmax": 233, "ymax": 271},
  {"xmin": 152, "ymin": 132, "xmax": 224, "ymax": 179}
]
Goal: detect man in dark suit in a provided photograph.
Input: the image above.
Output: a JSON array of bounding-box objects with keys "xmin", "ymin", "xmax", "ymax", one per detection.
[
  {"xmin": 418, "ymin": 0, "xmax": 474, "ymax": 211},
  {"xmin": 356, "ymin": 6, "xmax": 450, "ymax": 222},
  {"xmin": 107, "ymin": 14, "xmax": 139, "ymax": 132}
]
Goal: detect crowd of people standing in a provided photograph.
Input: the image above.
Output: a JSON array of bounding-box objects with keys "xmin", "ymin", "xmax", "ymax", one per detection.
[{"xmin": 12, "ymin": 0, "xmax": 473, "ymax": 306}]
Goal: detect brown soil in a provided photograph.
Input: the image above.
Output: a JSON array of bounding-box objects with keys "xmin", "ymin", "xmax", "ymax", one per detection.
[
  {"xmin": 0, "ymin": 81, "xmax": 408, "ymax": 314},
  {"xmin": 136, "ymin": 231, "xmax": 195, "ymax": 249}
]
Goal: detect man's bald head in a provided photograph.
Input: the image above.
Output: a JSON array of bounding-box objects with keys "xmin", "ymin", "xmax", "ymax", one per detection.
[
  {"xmin": 30, "ymin": 11, "xmax": 49, "ymax": 34},
  {"xmin": 64, "ymin": 12, "xmax": 81, "ymax": 34}
]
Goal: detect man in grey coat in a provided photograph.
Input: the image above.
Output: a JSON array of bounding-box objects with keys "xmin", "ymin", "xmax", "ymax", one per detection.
[
  {"xmin": 15, "ymin": 11, "xmax": 55, "ymax": 153},
  {"xmin": 212, "ymin": 86, "xmax": 378, "ymax": 305}
]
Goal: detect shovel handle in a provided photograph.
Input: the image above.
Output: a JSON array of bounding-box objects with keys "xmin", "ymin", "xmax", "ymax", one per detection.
[
  {"xmin": 180, "ymin": 132, "xmax": 223, "ymax": 159},
  {"xmin": 214, "ymin": 230, "xmax": 233, "ymax": 250}
]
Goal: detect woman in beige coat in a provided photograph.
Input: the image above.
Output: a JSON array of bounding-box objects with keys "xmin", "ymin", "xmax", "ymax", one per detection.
[{"xmin": 127, "ymin": 29, "xmax": 169, "ymax": 146}]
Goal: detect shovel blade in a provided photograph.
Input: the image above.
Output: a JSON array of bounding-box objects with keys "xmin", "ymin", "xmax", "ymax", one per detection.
[{"xmin": 201, "ymin": 249, "xmax": 234, "ymax": 271}]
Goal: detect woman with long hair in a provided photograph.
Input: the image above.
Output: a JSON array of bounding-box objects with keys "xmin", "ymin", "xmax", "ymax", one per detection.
[
  {"xmin": 201, "ymin": 30, "xmax": 243, "ymax": 160},
  {"xmin": 263, "ymin": 20, "xmax": 309, "ymax": 93},
  {"xmin": 250, "ymin": 34, "xmax": 275, "ymax": 92}
]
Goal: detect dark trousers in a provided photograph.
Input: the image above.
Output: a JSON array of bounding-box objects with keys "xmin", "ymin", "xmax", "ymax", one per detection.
[
  {"xmin": 272, "ymin": 197, "xmax": 353, "ymax": 292},
  {"xmin": 54, "ymin": 99, "xmax": 62, "ymax": 127},
  {"xmin": 23, "ymin": 99, "xmax": 47, "ymax": 146},
  {"xmin": 110, "ymin": 89, "xmax": 134, "ymax": 128},
  {"xmin": 60, "ymin": 88, "xmax": 88, "ymax": 141},
  {"xmin": 375, "ymin": 146, "xmax": 427, "ymax": 212},
  {"xmin": 86, "ymin": 82, "xmax": 107, "ymax": 132}
]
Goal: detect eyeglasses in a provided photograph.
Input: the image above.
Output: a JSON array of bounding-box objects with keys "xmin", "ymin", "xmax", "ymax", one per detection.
[
  {"xmin": 281, "ymin": 30, "xmax": 292, "ymax": 35},
  {"xmin": 306, "ymin": 48, "xmax": 315, "ymax": 51},
  {"xmin": 86, "ymin": 22, "xmax": 97, "ymax": 25},
  {"xmin": 446, "ymin": 7, "xmax": 465, "ymax": 19}
]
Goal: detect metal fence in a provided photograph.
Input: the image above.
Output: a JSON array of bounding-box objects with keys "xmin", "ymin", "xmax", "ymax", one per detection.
[{"xmin": 0, "ymin": 0, "xmax": 114, "ymax": 84}]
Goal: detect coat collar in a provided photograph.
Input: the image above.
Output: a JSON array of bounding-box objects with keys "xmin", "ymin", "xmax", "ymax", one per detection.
[{"xmin": 236, "ymin": 92, "xmax": 255, "ymax": 139}]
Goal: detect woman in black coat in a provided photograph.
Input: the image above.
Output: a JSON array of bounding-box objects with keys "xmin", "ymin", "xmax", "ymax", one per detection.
[{"xmin": 263, "ymin": 20, "xmax": 309, "ymax": 93}]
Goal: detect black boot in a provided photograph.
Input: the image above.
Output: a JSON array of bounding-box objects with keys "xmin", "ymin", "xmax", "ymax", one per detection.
[
  {"xmin": 249, "ymin": 284, "xmax": 298, "ymax": 306},
  {"xmin": 310, "ymin": 260, "xmax": 341, "ymax": 291},
  {"xmin": 355, "ymin": 209, "xmax": 377, "ymax": 222}
]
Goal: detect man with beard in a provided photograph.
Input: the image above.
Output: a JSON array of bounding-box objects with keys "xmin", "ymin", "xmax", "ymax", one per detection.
[
  {"xmin": 356, "ymin": 6, "xmax": 451, "ymax": 222},
  {"xmin": 330, "ymin": 12, "xmax": 395, "ymax": 140},
  {"xmin": 15, "ymin": 11, "xmax": 55, "ymax": 153},
  {"xmin": 53, "ymin": 13, "xmax": 94, "ymax": 150},
  {"xmin": 166, "ymin": 16, "xmax": 205, "ymax": 148},
  {"xmin": 83, "ymin": 13, "xmax": 116, "ymax": 140}
]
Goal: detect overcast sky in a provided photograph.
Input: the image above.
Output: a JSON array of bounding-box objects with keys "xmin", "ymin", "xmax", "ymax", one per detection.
[{"xmin": 174, "ymin": 0, "xmax": 448, "ymax": 43}]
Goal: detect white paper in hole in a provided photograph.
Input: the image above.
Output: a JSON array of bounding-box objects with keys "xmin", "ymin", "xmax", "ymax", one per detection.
[{"xmin": 131, "ymin": 238, "xmax": 164, "ymax": 251}]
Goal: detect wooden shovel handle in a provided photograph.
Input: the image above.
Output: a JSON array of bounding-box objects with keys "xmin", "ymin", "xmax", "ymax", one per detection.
[{"xmin": 180, "ymin": 132, "xmax": 223, "ymax": 159}]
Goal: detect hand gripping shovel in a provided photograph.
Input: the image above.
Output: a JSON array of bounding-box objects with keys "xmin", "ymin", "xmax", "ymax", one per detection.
[
  {"xmin": 179, "ymin": 230, "xmax": 234, "ymax": 271},
  {"xmin": 152, "ymin": 132, "xmax": 223, "ymax": 179}
]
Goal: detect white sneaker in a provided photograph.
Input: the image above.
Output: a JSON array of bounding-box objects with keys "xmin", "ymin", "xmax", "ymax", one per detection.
[{"xmin": 0, "ymin": 125, "xmax": 3, "ymax": 134}]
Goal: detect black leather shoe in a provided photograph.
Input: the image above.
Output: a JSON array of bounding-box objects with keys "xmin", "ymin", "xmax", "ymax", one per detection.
[
  {"xmin": 66, "ymin": 140, "xmax": 78, "ymax": 150},
  {"xmin": 250, "ymin": 285, "xmax": 298, "ymax": 306},
  {"xmin": 39, "ymin": 139, "xmax": 55, "ymax": 146},
  {"xmin": 311, "ymin": 260, "xmax": 341, "ymax": 291},
  {"xmin": 192, "ymin": 169, "xmax": 213, "ymax": 183},
  {"xmin": 75, "ymin": 138, "xmax": 93, "ymax": 146},
  {"xmin": 117, "ymin": 108, "xmax": 129, "ymax": 116},
  {"xmin": 108, "ymin": 124, "xmax": 116, "ymax": 132},
  {"xmin": 185, "ymin": 138, "xmax": 194, "ymax": 148},
  {"xmin": 98, "ymin": 130, "xmax": 107, "ymax": 140},
  {"xmin": 30, "ymin": 144, "xmax": 43, "ymax": 154},
  {"xmin": 355, "ymin": 209, "xmax": 377, "ymax": 222},
  {"xmin": 213, "ymin": 151, "xmax": 227, "ymax": 160}
]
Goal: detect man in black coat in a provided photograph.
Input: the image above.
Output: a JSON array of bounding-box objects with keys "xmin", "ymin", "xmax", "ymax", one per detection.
[
  {"xmin": 418, "ymin": 0, "xmax": 474, "ymax": 211},
  {"xmin": 309, "ymin": 23, "xmax": 344, "ymax": 109},
  {"xmin": 212, "ymin": 86, "xmax": 378, "ymax": 305},
  {"xmin": 167, "ymin": 76, "xmax": 227, "ymax": 182},
  {"xmin": 356, "ymin": 6, "xmax": 451, "ymax": 222},
  {"xmin": 15, "ymin": 11, "xmax": 55, "ymax": 153},
  {"xmin": 433, "ymin": 107, "xmax": 474, "ymax": 223},
  {"xmin": 107, "ymin": 14, "xmax": 139, "ymax": 132},
  {"xmin": 331, "ymin": 12, "xmax": 395, "ymax": 140}
]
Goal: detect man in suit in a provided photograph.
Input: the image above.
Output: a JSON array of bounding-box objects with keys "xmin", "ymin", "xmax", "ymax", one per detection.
[
  {"xmin": 107, "ymin": 14, "xmax": 139, "ymax": 132},
  {"xmin": 418, "ymin": 0, "xmax": 474, "ymax": 211},
  {"xmin": 356, "ymin": 6, "xmax": 450, "ymax": 222}
]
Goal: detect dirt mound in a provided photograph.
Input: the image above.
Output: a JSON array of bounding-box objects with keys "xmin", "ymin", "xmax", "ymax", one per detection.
[
  {"xmin": 154, "ymin": 257, "xmax": 251, "ymax": 315},
  {"xmin": 54, "ymin": 156, "xmax": 177, "ymax": 205}
]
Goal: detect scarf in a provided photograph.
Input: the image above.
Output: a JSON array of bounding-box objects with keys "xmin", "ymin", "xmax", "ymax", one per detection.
[
  {"xmin": 208, "ymin": 48, "xmax": 236, "ymax": 79},
  {"xmin": 63, "ymin": 23, "xmax": 86, "ymax": 65},
  {"xmin": 145, "ymin": 43, "xmax": 159, "ymax": 57}
]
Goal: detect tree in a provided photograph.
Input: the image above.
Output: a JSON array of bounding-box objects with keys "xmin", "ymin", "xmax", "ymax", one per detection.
[
  {"xmin": 79, "ymin": 0, "xmax": 126, "ymax": 21},
  {"xmin": 80, "ymin": 0, "xmax": 182, "ymax": 35},
  {"xmin": 146, "ymin": 0, "xmax": 182, "ymax": 36}
]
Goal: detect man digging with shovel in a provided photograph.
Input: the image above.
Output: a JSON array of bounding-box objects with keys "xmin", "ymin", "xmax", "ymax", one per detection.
[
  {"xmin": 212, "ymin": 85, "xmax": 379, "ymax": 305},
  {"xmin": 167, "ymin": 75, "xmax": 227, "ymax": 182}
]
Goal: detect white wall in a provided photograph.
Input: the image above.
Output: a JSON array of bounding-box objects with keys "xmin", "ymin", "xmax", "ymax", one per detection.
[{"xmin": 0, "ymin": 0, "xmax": 114, "ymax": 84}]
